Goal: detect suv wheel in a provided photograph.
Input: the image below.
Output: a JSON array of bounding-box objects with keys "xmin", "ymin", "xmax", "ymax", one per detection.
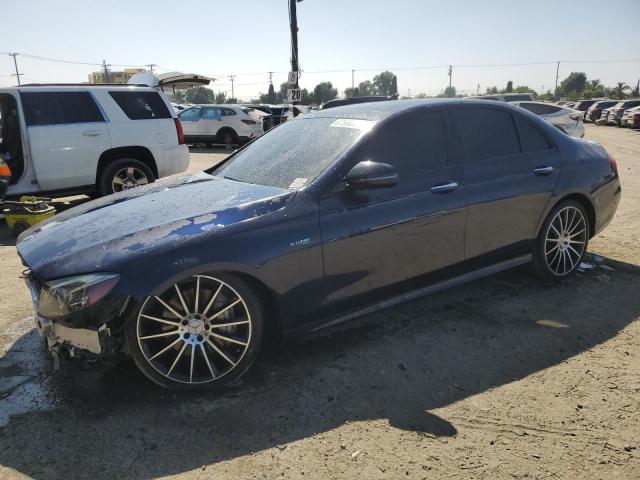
[
  {"xmin": 127, "ymin": 273, "xmax": 265, "ymax": 390},
  {"xmin": 99, "ymin": 158, "xmax": 155, "ymax": 195},
  {"xmin": 532, "ymin": 200, "xmax": 589, "ymax": 280},
  {"xmin": 219, "ymin": 130, "xmax": 238, "ymax": 149}
]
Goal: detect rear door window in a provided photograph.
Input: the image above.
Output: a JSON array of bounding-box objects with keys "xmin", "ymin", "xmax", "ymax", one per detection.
[
  {"xmin": 514, "ymin": 115, "xmax": 553, "ymax": 152},
  {"xmin": 21, "ymin": 91, "xmax": 104, "ymax": 126},
  {"xmin": 202, "ymin": 108, "xmax": 221, "ymax": 120},
  {"xmin": 452, "ymin": 108, "xmax": 520, "ymax": 162},
  {"xmin": 109, "ymin": 91, "xmax": 172, "ymax": 120}
]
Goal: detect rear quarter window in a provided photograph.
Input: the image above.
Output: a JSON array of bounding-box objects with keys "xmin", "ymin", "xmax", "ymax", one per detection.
[
  {"xmin": 514, "ymin": 115, "xmax": 553, "ymax": 153},
  {"xmin": 109, "ymin": 91, "xmax": 172, "ymax": 120},
  {"xmin": 21, "ymin": 91, "xmax": 104, "ymax": 126}
]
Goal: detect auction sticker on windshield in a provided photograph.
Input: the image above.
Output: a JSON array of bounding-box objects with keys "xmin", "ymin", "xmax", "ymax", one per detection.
[{"xmin": 330, "ymin": 119, "xmax": 374, "ymax": 131}]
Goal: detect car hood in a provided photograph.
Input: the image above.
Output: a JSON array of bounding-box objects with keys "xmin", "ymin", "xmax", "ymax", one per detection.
[{"xmin": 16, "ymin": 172, "xmax": 293, "ymax": 279}]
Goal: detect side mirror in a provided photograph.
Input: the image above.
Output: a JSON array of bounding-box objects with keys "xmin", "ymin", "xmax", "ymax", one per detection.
[{"xmin": 344, "ymin": 161, "xmax": 399, "ymax": 189}]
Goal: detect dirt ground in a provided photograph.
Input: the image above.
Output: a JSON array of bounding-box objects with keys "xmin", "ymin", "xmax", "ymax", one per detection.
[{"xmin": 0, "ymin": 127, "xmax": 638, "ymax": 479}]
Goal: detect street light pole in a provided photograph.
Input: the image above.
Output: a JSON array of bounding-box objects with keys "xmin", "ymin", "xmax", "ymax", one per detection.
[
  {"xmin": 9, "ymin": 53, "xmax": 22, "ymax": 86},
  {"xmin": 290, "ymin": 0, "xmax": 300, "ymax": 115}
]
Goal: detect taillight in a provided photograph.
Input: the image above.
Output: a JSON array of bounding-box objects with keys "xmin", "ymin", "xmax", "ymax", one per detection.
[
  {"xmin": 608, "ymin": 153, "xmax": 617, "ymax": 174},
  {"xmin": 614, "ymin": 108, "xmax": 624, "ymax": 112},
  {"xmin": 634, "ymin": 113, "xmax": 640, "ymax": 121},
  {"xmin": 569, "ymin": 113, "xmax": 580, "ymax": 121},
  {"xmin": 174, "ymin": 118, "xmax": 184, "ymax": 145},
  {"xmin": 241, "ymin": 119, "xmax": 257, "ymax": 125}
]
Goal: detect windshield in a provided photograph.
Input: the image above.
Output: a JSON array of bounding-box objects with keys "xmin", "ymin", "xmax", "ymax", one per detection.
[{"xmin": 215, "ymin": 117, "xmax": 372, "ymax": 190}]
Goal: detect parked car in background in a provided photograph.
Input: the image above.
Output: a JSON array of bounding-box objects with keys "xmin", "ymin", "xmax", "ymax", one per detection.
[
  {"xmin": 0, "ymin": 85, "xmax": 189, "ymax": 197},
  {"xmin": 465, "ymin": 93, "xmax": 535, "ymax": 102},
  {"xmin": 585, "ymin": 100, "xmax": 617, "ymax": 123},
  {"xmin": 572, "ymin": 99, "xmax": 597, "ymax": 114},
  {"xmin": 596, "ymin": 107, "xmax": 614, "ymax": 125},
  {"xmin": 621, "ymin": 105, "xmax": 640, "ymax": 128},
  {"xmin": 606, "ymin": 99, "xmax": 640, "ymax": 125},
  {"xmin": 511, "ymin": 101, "xmax": 584, "ymax": 137},
  {"xmin": 17, "ymin": 99, "xmax": 620, "ymax": 390},
  {"xmin": 178, "ymin": 105, "xmax": 264, "ymax": 147}
]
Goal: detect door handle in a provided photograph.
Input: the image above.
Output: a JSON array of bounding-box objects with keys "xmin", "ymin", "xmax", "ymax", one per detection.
[
  {"xmin": 430, "ymin": 181, "xmax": 458, "ymax": 193},
  {"xmin": 82, "ymin": 131, "xmax": 103, "ymax": 137},
  {"xmin": 533, "ymin": 166, "xmax": 554, "ymax": 176}
]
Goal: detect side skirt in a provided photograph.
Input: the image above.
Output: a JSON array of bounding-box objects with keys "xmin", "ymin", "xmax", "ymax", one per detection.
[{"xmin": 309, "ymin": 254, "xmax": 532, "ymax": 333}]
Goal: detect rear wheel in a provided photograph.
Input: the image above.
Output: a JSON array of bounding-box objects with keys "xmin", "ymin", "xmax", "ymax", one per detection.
[
  {"xmin": 127, "ymin": 273, "xmax": 265, "ymax": 390},
  {"xmin": 98, "ymin": 158, "xmax": 155, "ymax": 196},
  {"xmin": 532, "ymin": 200, "xmax": 589, "ymax": 280}
]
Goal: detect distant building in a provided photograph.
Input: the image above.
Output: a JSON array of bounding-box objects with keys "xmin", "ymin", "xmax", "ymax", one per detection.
[{"xmin": 88, "ymin": 68, "xmax": 145, "ymax": 84}]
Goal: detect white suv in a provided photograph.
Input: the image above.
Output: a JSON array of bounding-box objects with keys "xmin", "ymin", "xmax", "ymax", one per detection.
[
  {"xmin": 178, "ymin": 105, "xmax": 264, "ymax": 147},
  {"xmin": 0, "ymin": 85, "xmax": 189, "ymax": 197}
]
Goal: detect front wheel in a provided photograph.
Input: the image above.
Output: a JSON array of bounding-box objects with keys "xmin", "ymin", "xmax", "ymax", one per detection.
[
  {"xmin": 127, "ymin": 273, "xmax": 265, "ymax": 390},
  {"xmin": 532, "ymin": 200, "xmax": 590, "ymax": 280}
]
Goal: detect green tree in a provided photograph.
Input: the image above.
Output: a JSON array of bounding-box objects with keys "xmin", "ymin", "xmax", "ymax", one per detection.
[
  {"xmin": 214, "ymin": 91, "xmax": 227, "ymax": 104},
  {"xmin": 373, "ymin": 71, "xmax": 398, "ymax": 96},
  {"xmin": 443, "ymin": 86, "xmax": 457, "ymax": 97},
  {"xmin": 184, "ymin": 86, "xmax": 216, "ymax": 104},
  {"xmin": 313, "ymin": 81, "xmax": 338, "ymax": 104},
  {"xmin": 300, "ymin": 88, "xmax": 312, "ymax": 104},
  {"xmin": 557, "ymin": 72, "xmax": 587, "ymax": 98},
  {"xmin": 172, "ymin": 90, "xmax": 186, "ymax": 103},
  {"xmin": 632, "ymin": 80, "xmax": 640, "ymax": 97},
  {"xmin": 486, "ymin": 86, "xmax": 499, "ymax": 94},
  {"xmin": 610, "ymin": 82, "xmax": 630, "ymax": 99},
  {"xmin": 505, "ymin": 80, "xmax": 513, "ymax": 93},
  {"xmin": 277, "ymin": 82, "xmax": 289, "ymax": 103}
]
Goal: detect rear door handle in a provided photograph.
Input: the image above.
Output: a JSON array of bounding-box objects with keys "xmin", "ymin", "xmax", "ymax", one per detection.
[
  {"xmin": 533, "ymin": 166, "xmax": 554, "ymax": 176},
  {"xmin": 82, "ymin": 130, "xmax": 103, "ymax": 137},
  {"xmin": 430, "ymin": 181, "xmax": 458, "ymax": 193}
]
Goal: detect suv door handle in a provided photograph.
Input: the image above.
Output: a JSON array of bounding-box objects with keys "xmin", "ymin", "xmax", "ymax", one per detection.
[
  {"xmin": 430, "ymin": 182, "xmax": 458, "ymax": 193},
  {"xmin": 83, "ymin": 130, "xmax": 103, "ymax": 137},
  {"xmin": 533, "ymin": 166, "xmax": 554, "ymax": 176}
]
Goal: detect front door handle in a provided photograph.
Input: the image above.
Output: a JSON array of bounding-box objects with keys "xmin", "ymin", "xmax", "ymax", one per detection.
[
  {"xmin": 83, "ymin": 131, "xmax": 103, "ymax": 137},
  {"xmin": 533, "ymin": 166, "xmax": 554, "ymax": 176},
  {"xmin": 430, "ymin": 181, "xmax": 458, "ymax": 193}
]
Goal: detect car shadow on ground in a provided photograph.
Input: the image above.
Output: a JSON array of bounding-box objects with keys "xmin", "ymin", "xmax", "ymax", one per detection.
[{"xmin": 0, "ymin": 255, "xmax": 638, "ymax": 479}]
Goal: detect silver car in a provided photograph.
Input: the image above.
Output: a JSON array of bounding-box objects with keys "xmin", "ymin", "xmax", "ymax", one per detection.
[{"xmin": 512, "ymin": 101, "xmax": 585, "ymax": 138}]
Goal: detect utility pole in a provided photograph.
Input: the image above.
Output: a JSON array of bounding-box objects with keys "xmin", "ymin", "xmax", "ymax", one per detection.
[
  {"xmin": 554, "ymin": 61, "xmax": 560, "ymax": 99},
  {"xmin": 351, "ymin": 69, "xmax": 355, "ymax": 90},
  {"xmin": 229, "ymin": 75, "xmax": 236, "ymax": 99},
  {"xmin": 102, "ymin": 59, "xmax": 110, "ymax": 83},
  {"xmin": 477, "ymin": 84, "xmax": 480, "ymax": 95},
  {"xmin": 147, "ymin": 64, "xmax": 157, "ymax": 72},
  {"xmin": 9, "ymin": 53, "xmax": 22, "ymax": 86},
  {"xmin": 289, "ymin": 0, "xmax": 300, "ymax": 115},
  {"xmin": 408, "ymin": 88, "xmax": 411, "ymax": 98}
]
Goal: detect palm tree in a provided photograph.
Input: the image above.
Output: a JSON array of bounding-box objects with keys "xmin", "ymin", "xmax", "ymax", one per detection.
[{"xmin": 611, "ymin": 82, "xmax": 630, "ymax": 99}]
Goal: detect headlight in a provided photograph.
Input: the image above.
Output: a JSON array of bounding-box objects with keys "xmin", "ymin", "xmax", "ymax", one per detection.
[{"xmin": 38, "ymin": 273, "xmax": 120, "ymax": 318}]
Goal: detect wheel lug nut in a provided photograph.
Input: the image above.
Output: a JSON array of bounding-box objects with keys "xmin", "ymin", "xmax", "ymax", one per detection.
[
  {"xmin": 184, "ymin": 333, "xmax": 190, "ymax": 339},
  {"xmin": 197, "ymin": 335, "xmax": 203, "ymax": 341}
]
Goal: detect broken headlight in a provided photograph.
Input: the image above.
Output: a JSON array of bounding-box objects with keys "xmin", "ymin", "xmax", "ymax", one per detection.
[{"xmin": 38, "ymin": 273, "xmax": 120, "ymax": 318}]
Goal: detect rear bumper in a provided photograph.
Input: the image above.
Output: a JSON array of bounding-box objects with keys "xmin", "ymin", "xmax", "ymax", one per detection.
[{"xmin": 155, "ymin": 144, "xmax": 190, "ymax": 178}]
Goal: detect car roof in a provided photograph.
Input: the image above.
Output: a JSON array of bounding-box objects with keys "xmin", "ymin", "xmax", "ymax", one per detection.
[{"xmin": 308, "ymin": 98, "xmax": 514, "ymax": 122}]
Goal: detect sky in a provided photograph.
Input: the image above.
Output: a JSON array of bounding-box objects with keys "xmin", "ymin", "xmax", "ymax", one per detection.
[{"xmin": 1, "ymin": 0, "xmax": 639, "ymax": 100}]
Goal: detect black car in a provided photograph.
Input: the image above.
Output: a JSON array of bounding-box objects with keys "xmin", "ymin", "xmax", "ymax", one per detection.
[
  {"xmin": 16, "ymin": 99, "xmax": 621, "ymax": 390},
  {"xmin": 585, "ymin": 100, "xmax": 617, "ymax": 122}
]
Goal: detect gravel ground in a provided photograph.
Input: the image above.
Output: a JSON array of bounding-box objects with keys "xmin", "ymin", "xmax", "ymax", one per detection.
[{"xmin": 0, "ymin": 127, "xmax": 638, "ymax": 479}]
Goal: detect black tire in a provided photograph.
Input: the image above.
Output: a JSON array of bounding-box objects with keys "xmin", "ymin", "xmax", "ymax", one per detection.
[
  {"xmin": 532, "ymin": 200, "xmax": 590, "ymax": 281},
  {"xmin": 98, "ymin": 158, "xmax": 155, "ymax": 196},
  {"xmin": 12, "ymin": 221, "xmax": 30, "ymax": 236},
  {"xmin": 218, "ymin": 129, "xmax": 238, "ymax": 149},
  {"xmin": 127, "ymin": 273, "xmax": 265, "ymax": 390}
]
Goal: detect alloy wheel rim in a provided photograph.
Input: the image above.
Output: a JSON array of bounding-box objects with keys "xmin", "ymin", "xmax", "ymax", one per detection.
[
  {"xmin": 544, "ymin": 206, "xmax": 587, "ymax": 276},
  {"xmin": 137, "ymin": 275, "xmax": 252, "ymax": 384},
  {"xmin": 112, "ymin": 167, "xmax": 149, "ymax": 192}
]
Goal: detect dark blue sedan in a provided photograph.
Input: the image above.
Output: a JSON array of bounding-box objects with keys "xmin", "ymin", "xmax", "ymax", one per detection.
[{"xmin": 16, "ymin": 99, "xmax": 621, "ymax": 389}]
